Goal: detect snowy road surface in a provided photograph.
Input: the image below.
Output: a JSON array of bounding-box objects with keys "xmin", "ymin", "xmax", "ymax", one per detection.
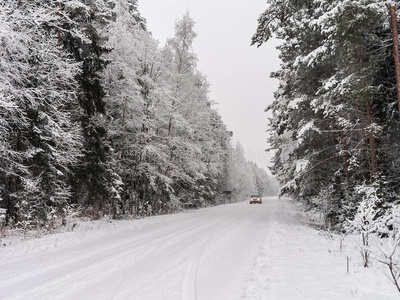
[{"xmin": 0, "ymin": 198, "xmax": 276, "ymax": 300}]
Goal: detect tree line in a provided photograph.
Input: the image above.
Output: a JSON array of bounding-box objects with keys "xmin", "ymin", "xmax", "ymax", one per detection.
[
  {"xmin": 253, "ymin": 0, "xmax": 400, "ymax": 228},
  {"xmin": 0, "ymin": 0, "xmax": 278, "ymax": 230}
]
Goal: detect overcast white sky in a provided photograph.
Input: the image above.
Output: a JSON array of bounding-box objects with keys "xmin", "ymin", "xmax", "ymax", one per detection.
[{"xmin": 138, "ymin": 0, "xmax": 281, "ymax": 172}]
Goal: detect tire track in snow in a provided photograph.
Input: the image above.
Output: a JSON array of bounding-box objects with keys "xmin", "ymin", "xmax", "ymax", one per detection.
[
  {"xmin": 1, "ymin": 212, "xmax": 226, "ymax": 299},
  {"xmin": 102, "ymin": 206, "xmax": 248, "ymax": 300},
  {"xmin": 181, "ymin": 203, "xmax": 263, "ymax": 300},
  {"xmin": 1, "ymin": 199, "xmax": 277, "ymax": 300}
]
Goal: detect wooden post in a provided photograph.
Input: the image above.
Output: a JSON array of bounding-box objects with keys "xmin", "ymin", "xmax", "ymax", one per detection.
[
  {"xmin": 388, "ymin": 5, "xmax": 400, "ymax": 121},
  {"xmin": 347, "ymin": 257, "xmax": 351, "ymax": 274}
]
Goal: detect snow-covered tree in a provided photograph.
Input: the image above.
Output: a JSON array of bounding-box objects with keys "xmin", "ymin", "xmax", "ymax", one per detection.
[
  {"xmin": 0, "ymin": 0, "xmax": 82, "ymax": 227},
  {"xmin": 162, "ymin": 13, "xmax": 220, "ymax": 208},
  {"xmin": 348, "ymin": 185, "xmax": 382, "ymax": 267},
  {"xmin": 59, "ymin": 0, "xmax": 122, "ymax": 214},
  {"xmin": 0, "ymin": 2, "xmax": 276, "ymax": 227},
  {"xmin": 103, "ymin": 0, "xmax": 174, "ymax": 214},
  {"xmin": 253, "ymin": 0, "xmax": 399, "ymax": 227}
]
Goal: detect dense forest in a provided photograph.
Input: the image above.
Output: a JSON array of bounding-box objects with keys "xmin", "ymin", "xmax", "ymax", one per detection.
[
  {"xmin": 253, "ymin": 0, "xmax": 400, "ymax": 230},
  {"xmin": 0, "ymin": 0, "xmax": 278, "ymax": 230}
]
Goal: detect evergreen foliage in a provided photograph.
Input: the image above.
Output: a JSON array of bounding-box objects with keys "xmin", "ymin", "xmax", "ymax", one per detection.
[
  {"xmin": 0, "ymin": 0, "xmax": 276, "ymax": 229},
  {"xmin": 0, "ymin": 0, "xmax": 82, "ymax": 228},
  {"xmin": 253, "ymin": 0, "xmax": 400, "ymax": 228}
]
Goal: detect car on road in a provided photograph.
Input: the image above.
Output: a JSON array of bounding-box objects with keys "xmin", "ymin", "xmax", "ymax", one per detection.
[{"xmin": 249, "ymin": 194, "xmax": 262, "ymax": 204}]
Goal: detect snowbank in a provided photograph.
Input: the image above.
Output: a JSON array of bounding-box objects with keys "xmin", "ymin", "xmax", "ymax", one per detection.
[{"xmin": 242, "ymin": 198, "xmax": 399, "ymax": 299}]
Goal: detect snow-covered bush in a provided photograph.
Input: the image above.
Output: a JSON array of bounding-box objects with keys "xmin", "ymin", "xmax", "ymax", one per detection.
[
  {"xmin": 376, "ymin": 205, "xmax": 400, "ymax": 292},
  {"xmin": 308, "ymin": 186, "xmax": 337, "ymax": 230},
  {"xmin": 61, "ymin": 204, "xmax": 81, "ymax": 231},
  {"xmin": 15, "ymin": 200, "xmax": 36, "ymax": 238},
  {"xmin": 348, "ymin": 185, "xmax": 381, "ymax": 267}
]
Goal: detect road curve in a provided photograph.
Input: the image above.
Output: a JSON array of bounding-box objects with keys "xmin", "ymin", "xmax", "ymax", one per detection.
[{"xmin": 0, "ymin": 197, "xmax": 277, "ymax": 300}]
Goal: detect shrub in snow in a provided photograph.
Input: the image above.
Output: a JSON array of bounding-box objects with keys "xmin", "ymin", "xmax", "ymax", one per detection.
[
  {"xmin": 376, "ymin": 205, "xmax": 400, "ymax": 293},
  {"xmin": 309, "ymin": 186, "xmax": 339, "ymax": 230},
  {"xmin": 139, "ymin": 202, "xmax": 153, "ymax": 216},
  {"xmin": 62, "ymin": 204, "xmax": 82, "ymax": 230},
  {"xmin": 348, "ymin": 185, "xmax": 381, "ymax": 267}
]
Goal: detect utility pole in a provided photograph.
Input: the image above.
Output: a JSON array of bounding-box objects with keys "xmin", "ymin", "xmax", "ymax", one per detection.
[{"xmin": 388, "ymin": 4, "xmax": 400, "ymax": 121}]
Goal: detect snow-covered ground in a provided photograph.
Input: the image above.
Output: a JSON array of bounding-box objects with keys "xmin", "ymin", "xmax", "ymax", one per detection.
[
  {"xmin": 0, "ymin": 198, "xmax": 275, "ymax": 300},
  {"xmin": 0, "ymin": 197, "xmax": 399, "ymax": 299},
  {"xmin": 243, "ymin": 198, "xmax": 399, "ymax": 300}
]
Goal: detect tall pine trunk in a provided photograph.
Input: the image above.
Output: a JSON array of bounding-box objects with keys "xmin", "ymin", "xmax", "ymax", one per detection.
[
  {"xmin": 359, "ymin": 34, "xmax": 378, "ymax": 180},
  {"xmin": 388, "ymin": 5, "xmax": 400, "ymax": 121}
]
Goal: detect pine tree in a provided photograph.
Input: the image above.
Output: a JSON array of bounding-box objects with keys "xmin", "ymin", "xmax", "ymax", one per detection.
[
  {"xmin": 253, "ymin": 0, "xmax": 398, "ymax": 227},
  {"xmin": 59, "ymin": 0, "xmax": 121, "ymax": 214}
]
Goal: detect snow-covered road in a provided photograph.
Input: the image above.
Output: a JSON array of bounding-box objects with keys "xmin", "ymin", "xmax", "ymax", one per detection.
[{"xmin": 0, "ymin": 197, "xmax": 277, "ymax": 300}]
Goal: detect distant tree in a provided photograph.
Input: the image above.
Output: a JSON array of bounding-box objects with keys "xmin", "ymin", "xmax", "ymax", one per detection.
[{"xmin": 250, "ymin": 162, "xmax": 279, "ymax": 196}]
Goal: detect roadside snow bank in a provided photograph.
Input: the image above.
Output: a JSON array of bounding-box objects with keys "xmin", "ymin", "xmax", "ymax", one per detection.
[
  {"xmin": 0, "ymin": 210, "xmax": 200, "ymax": 263},
  {"xmin": 242, "ymin": 198, "xmax": 399, "ymax": 300}
]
